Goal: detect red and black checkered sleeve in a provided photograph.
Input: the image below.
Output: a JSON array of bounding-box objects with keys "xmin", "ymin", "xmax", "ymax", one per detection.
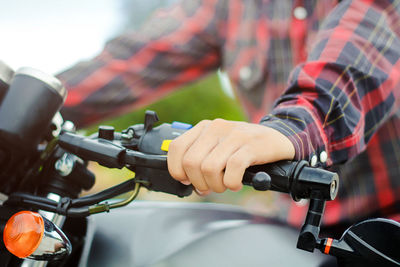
[
  {"xmin": 58, "ymin": 0, "xmax": 226, "ymax": 128},
  {"xmin": 261, "ymin": 0, "xmax": 400, "ymax": 166}
]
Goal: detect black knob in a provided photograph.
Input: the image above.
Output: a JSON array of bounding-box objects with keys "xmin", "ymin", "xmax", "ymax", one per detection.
[
  {"xmin": 144, "ymin": 110, "xmax": 159, "ymax": 132},
  {"xmin": 98, "ymin": 125, "xmax": 115, "ymax": 140},
  {"xmin": 252, "ymin": 172, "xmax": 271, "ymax": 191}
]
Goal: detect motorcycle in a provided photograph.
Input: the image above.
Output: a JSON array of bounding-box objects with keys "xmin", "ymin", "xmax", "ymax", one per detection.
[{"xmin": 0, "ymin": 61, "xmax": 398, "ymax": 267}]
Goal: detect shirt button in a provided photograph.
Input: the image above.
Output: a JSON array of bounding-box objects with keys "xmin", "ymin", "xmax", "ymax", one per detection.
[
  {"xmin": 293, "ymin": 6, "xmax": 307, "ymax": 20},
  {"xmin": 239, "ymin": 66, "xmax": 252, "ymax": 82},
  {"xmin": 320, "ymin": 151, "xmax": 328, "ymax": 163},
  {"xmin": 310, "ymin": 154, "xmax": 318, "ymax": 167}
]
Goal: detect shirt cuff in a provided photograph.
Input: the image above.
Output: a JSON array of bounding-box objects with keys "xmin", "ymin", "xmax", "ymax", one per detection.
[{"xmin": 259, "ymin": 106, "xmax": 331, "ymax": 167}]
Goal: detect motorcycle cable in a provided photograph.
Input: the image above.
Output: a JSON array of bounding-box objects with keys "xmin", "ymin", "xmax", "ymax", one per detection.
[
  {"xmin": 88, "ymin": 183, "xmax": 142, "ymax": 215},
  {"xmin": 4, "ymin": 177, "xmax": 148, "ymax": 216}
]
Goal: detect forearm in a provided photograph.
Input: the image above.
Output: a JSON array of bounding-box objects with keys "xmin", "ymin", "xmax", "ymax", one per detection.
[
  {"xmin": 58, "ymin": 0, "xmax": 225, "ymax": 128},
  {"xmin": 261, "ymin": 0, "xmax": 400, "ymax": 166}
]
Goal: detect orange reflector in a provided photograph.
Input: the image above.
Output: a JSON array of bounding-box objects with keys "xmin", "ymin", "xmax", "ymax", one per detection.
[
  {"xmin": 3, "ymin": 211, "xmax": 44, "ymax": 258},
  {"xmin": 324, "ymin": 238, "xmax": 333, "ymax": 254}
]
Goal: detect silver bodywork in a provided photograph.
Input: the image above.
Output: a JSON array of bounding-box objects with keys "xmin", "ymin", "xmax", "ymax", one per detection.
[{"xmin": 79, "ymin": 201, "xmax": 332, "ymax": 267}]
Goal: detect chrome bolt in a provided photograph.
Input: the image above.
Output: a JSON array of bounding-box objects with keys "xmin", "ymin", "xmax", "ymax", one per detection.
[
  {"xmin": 62, "ymin": 120, "xmax": 76, "ymax": 132},
  {"xmin": 54, "ymin": 153, "xmax": 74, "ymax": 176},
  {"xmin": 122, "ymin": 129, "xmax": 134, "ymax": 140}
]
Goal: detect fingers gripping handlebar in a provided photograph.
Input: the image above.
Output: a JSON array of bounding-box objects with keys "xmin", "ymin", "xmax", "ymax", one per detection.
[{"xmin": 58, "ymin": 120, "xmax": 338, "ymax": 202}]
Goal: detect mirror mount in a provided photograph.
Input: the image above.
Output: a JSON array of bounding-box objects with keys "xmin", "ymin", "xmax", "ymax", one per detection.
[{"xmin": 296, "ymin": 190, "xmax": 328, "ymax": 252}]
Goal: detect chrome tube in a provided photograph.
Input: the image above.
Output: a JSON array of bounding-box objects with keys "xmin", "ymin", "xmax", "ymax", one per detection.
[{"xmin": 21, "ymin": 193, "xmax": 67, "ymax": 267}]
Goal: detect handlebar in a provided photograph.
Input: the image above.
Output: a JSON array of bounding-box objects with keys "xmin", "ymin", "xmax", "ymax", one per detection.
[{"xmin": 58, "ymin": 131, "xmax": 338, "ymax": 201}]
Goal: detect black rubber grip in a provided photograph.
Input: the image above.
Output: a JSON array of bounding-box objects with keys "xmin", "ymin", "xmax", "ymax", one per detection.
[{"xmin": 244, "ymin": 161, "xmax": 338, "ymax": 201}]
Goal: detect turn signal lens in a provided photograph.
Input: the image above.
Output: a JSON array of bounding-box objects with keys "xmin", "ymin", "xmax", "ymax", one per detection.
[{"xmin": 3, "ymin": 211, "xmax": 44, "ymax": 258}]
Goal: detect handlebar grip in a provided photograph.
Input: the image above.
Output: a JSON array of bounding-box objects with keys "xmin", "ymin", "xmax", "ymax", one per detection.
[
  {"xmin": 244, "ymin": 161, "xmax": 339, "ymax": 201},
  {"xmin": 133, "ymin": 157, "xmax": 338, "ymax": 200},
  {"xmin": 243, "ymin": 171, "xmax": 272, "ymax": 191},
  {"xmin": 133, "ymin": 166, "xmax": 193, "ymax": 198}
]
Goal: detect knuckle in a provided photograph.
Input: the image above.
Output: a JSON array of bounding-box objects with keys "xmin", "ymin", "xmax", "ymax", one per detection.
[
  {"xmin": 182, "ymin": 155, "xmax": 199, "ymax": 169},
  {"xmin": 213, "ymin": 118, "xmax": 226, "ymax": 124},
  {"xmin": 200, "ymin": 161, "xmax": 216, "ymax": 176},
  {"xmin": 193, "ymin": 182, "xmax": 209, "ymax": 192},
  {"xmin": 224, "ymin": 178, "xmax": 242, "ymax": 191},
  {"xmin": 227, "ymin": 155, "xmax": 242, "ymax": 167},
  {"xmin": 168, "ymin": 167, "xmax": 184, "ymax": 180},
  {"xmin": 211, "ymin": 118, "xmax": 226, "ymax": 127},
  {"xmin": 213, "ymin": 186, "xmax": 226, "ymax": 193},
  {"xmin": 198, "ymin": 120, "xmax": 211, "ymax": 127},
  {"xmin": 201, "ymin": 162, "xmax": 227, "ymax": 193}
]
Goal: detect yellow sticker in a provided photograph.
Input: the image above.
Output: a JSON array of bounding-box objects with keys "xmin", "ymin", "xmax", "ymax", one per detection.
[{"xmin": 161, "ymin": 140, "xmax": 172, "ymax": 152}]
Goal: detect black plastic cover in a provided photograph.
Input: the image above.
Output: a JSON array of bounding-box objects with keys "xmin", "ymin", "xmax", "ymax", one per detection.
[{"xmin": 0, "ymin": 70, "xmax": 64, "ymax": 152}]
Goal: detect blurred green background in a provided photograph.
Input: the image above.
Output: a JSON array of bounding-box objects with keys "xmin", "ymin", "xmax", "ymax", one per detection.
[{"xmin": 85, "ymin": 73, "xmax": 246, "ymax": 133}]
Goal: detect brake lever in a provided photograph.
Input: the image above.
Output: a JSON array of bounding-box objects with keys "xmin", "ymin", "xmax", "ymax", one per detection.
[{"xmin": 59, "ymin": 132, "xmax": 126, "ymax": 169}]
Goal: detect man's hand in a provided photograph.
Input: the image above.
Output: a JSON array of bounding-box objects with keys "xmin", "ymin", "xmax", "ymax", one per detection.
[{"xmin": 167, "ymin": 119, "xmax": 295, "ymax": 194}]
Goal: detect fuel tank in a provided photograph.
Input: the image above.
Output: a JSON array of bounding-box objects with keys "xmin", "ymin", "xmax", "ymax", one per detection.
[{"xmin": 79, "ymin": 201, "xmax": 333, "ymax": 267}]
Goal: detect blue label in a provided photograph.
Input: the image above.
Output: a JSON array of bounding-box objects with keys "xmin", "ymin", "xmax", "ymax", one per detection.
[{"xmin": 171, "ymin": 121, "xmax": 192, "ymax": 130}]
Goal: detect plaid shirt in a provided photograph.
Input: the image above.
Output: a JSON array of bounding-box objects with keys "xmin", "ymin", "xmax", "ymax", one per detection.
[{"xmin": 59, "ymin": 0, "xmax": 400, "ymax": 227}]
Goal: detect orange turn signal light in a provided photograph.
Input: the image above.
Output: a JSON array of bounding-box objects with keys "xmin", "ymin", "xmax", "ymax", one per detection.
[{"xmin": 3, "ymin": 211, "xmax": 44, "ymax": 258}]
